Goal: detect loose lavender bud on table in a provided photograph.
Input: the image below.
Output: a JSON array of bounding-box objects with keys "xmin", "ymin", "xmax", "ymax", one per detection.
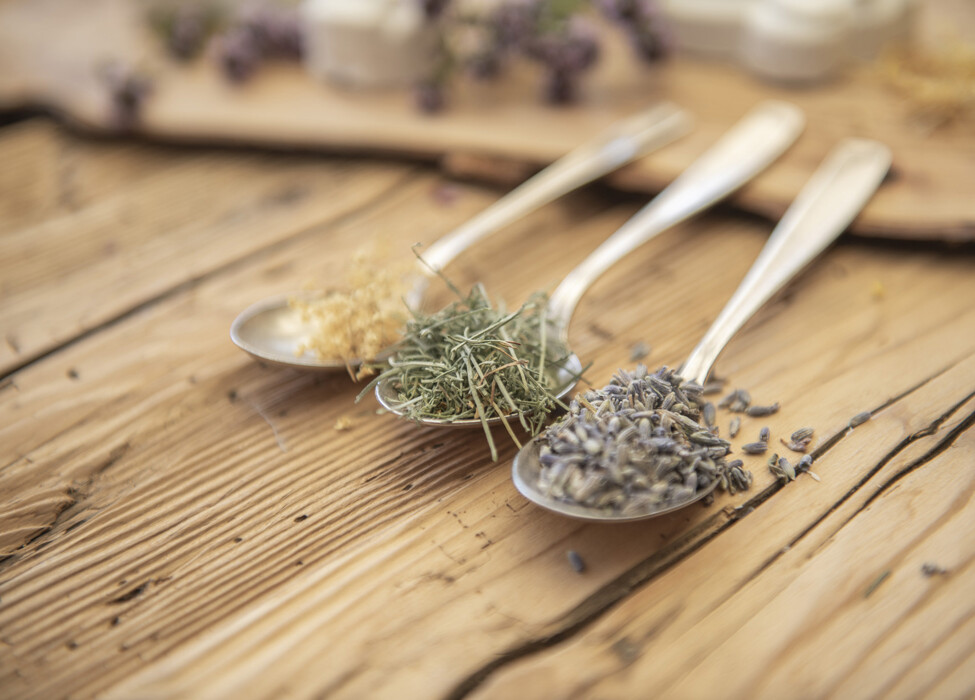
[
  {"xmin": 746, "ymin": 402, "xmax": 780, "ymax": 417},
  {"xmin": 729, "ymin": 416, "xmax": 741, "ymax": 438},
  {"xmin": 742, "ymin": 442, "xmax": 768, "ymax": 455},
  {"xmin": 567, "ymin": 550, "xmax": 586, "ymax": 573}
]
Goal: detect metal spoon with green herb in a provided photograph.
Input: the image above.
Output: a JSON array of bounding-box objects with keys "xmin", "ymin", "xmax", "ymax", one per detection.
[
  {"xmin": 231, "ymin": 102, "xmax": 691, "ymax": 370},
  {"xmin": 512, "ymin": 138, "xmax": 892, "ymax": 522},
  {"xmin": 376, "ymin": 101, "xmax": 805, "ymax": 438}
]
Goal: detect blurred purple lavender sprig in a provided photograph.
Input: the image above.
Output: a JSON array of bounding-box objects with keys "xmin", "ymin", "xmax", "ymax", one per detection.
[
  {"xmin": 215, "ymin": 4, "xmax": 304, "ymax": 83},
  {"xmin": 150, "ymin": 3, "xmax": 303, "ymax": 83},
  {"xmin": 414, "ymin": 0, "xmax": 667, "ymax": 112}
]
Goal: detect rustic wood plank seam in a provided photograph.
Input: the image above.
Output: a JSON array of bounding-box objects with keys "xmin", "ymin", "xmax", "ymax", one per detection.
[
  {"xmin": 0, "ymin": 428, "xmax": 488, "ymax": 649},
  {"xmin": 717, "ymin": 391, "xmax": 975, "ymax": 619},
  {"xmin": 444, "ymin": 358, "xmax": 968, "ymax": 699},
  {"xmin": 743, "ymin": 378, "xmax": 975, "ymax": 579},
  {"xmin": 0, "ymin": 165, "xmax": 422, "ymax": 383},
  {"xmin": 760, "ymin": 424, "xmax": 975, "ymax": 698},
  {"xmin": 0, "ymin": 443, "xmax": 130, "ymax": 570},
  {"xmin": 784, "ymin": 414, "xmax": 975, "ymax": 696},
  {"xmin": 836, "ymin": 398, "xmax": 975, "ymax": 534},
  {"xmin": 892, "ymin": 606, "xmax": 975, "ymax": 698}
]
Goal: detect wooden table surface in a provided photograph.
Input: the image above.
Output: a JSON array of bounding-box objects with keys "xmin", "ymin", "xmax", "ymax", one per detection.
[{"xmin": 1, "ymin": 115, "xmax": 975, "ymax": 700}]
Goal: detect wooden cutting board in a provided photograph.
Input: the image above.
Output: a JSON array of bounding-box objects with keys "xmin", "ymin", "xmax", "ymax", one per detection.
[{"xmin": 1, "ymin": 0, "xmax": 972, "ymax": 241}]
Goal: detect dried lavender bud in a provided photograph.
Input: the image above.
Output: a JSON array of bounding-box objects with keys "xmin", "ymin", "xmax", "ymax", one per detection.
[
  {"xmin": 629, "ymin": 341, "xmax": 650, "ymax": 362},
  {"xmin": 727, "ymin": 461, "xmax": 753, "ymax": 493},
  {"xmin": 746, "ymin": 403, "xmax": 780, "ymax": 417},
  {"xmin": 567, "ymin": 550, "xmax": 586, "ymax": 573},
  {"xmin": 703, "ymin": 402, "xmax": 716, "ymax": 427},
  {"xmin": 781, "ymin": 437, "xmax": 811, "ymax": 453},
  {"xmin": 849, "ymin": 411, "xmax": 871, "ymax": 428},
  {"xmin": 741, "ymin": 442, "xmax": 768, "ymax": 455},
  {"xmin": 702, "ymin": 381, "xmax": 724, "ymax": 395},
  {"xmin": 719, "ymin": 388, "xmax": 751, "ymax": 413},
  {"xmin": 729, "ymin": 416, "xmax": 741, "ymax": 438},
  {"xmin": 759, "ymin": 426, "xmax": 770, "ymax": 443},
  {"xmin": 778, "ymin": 457, "xmax": 796, "ymax": 481},
  {"xmin": 791, "ymin": 427, "xmax": 815, "ymax": 442},
  {"xmin": 797, "ymin": 454, "xmax": 820, "ymax": 481}
]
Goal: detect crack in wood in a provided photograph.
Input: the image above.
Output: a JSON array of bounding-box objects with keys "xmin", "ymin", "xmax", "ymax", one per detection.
[
  {"xmin": 0, "ymin": 167, "xmax": 421, "ymax": 383},
  {"xmin": 842, "ymin": 402, "xmax": 975, "ymax": 527},
  {"xmin": 445, "ymin": 509, "xmax": 735, "ymax": 700},
  {"xmin": 714, "ymin": 379, "xmax": 975, "ymax": 606},
  {"xmin": 446, "ymin": 360, "xmax": 965, "ymax": 700},
  {"xmin": 0, "ymin": 442, "xmax": 130, "ymax": 571}
]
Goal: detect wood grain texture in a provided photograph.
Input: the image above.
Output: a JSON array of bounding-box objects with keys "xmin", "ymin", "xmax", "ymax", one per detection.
[
  {"xmin": 1, "ymin": 120, "xmax": 974, "ymax": 699},
  {"xmin": 0, "ymin": 119, "xmax": 419, "ymax": 375},
  {"xmin": 0, "ymin": 0, "xmax": 973, "ymax": 241}
]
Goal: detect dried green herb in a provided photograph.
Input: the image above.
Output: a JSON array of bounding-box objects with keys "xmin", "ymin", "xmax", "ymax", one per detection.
[{"xmin": 358, "ymin": 282, "xmax": 577, "ymax": 461}]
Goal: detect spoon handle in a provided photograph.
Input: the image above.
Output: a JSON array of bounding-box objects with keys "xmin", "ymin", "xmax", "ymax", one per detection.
[
  {"xmin": 546, "ymin": 101, "xmax": 805, "ymax": 334},
  {"xmin": 410, "ymin": 101, "xmax": 691, "ymax": 288},
  {"xmin": 680, "ymin": 138, "xmax": 892, "ymax": 385}
]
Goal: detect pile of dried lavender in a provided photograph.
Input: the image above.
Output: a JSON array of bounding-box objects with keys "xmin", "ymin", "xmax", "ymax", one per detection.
[{"xmin": 535, "ymin": 365, "xmax": 752, "ymax": 516}]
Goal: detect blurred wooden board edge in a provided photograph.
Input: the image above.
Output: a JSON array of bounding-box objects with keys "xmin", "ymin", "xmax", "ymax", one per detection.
[{"xmin": 0, "ymin": 0, "xmax": 973, "ymax": 243}]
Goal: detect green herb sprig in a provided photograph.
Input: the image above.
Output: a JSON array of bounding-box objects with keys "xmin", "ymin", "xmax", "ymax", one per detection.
[{"xmin": 358, "ymin": 283, "xmax": 578, "ymax": 461}]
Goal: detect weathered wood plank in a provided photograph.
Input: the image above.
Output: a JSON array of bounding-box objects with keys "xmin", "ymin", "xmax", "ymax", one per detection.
[
  {"xmin": 1, "ymin": 0, "xmax": 973, "ymax": 240},
  {"xmin": 0, "ymin": 119, "xmax": 203, "ymax": 236},
  {"xmin": 1, "ymin": 138, "xmax": 973, "ymax": 700},
  {"xmin": 470, "ymin": 369, "xmax": 975, "ymax": 700},
  {"xmin": 0, "ymin": 121, "xmax": 418, "ymax": 374}
]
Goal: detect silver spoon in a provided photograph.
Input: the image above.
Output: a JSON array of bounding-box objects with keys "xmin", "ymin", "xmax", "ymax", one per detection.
[
  {"xmin": 377, "ymin": 100, "xmax": 805, "ymax": 426},
  {"xmin": 512, "ymin": 137, "xmax": 893, "ymax": 522},
  {"xmin": 230, "ymin": 102, "xmax": 691, "ymax": 370}
]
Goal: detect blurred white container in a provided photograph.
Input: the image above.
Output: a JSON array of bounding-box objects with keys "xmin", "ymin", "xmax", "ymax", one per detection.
[
  {"xmin": 850, "ymin": 0, "xmax": 917, "ymax": 60},
  {"xmin": 661, "ymin": 0, "xmax": 744, "ymax": 56},
  {"xmin": 301, "ymin": 0, "xmax": 437, "ymax": 88},
  {"xmin": 660, "ymin": 0, "xmax": 916, "ymax": 83},
  {"xmin": 740, "ymin": 0, "xmax": 854, "ymax": 82}
]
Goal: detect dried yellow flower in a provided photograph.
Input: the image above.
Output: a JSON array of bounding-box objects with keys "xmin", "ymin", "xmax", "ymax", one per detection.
[{"xmin": 290, "ymin": 246, "xmax": 410, "ymax": 377}]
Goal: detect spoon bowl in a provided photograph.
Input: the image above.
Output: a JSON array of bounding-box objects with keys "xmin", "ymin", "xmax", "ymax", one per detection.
[
  {"xmin": 374, "ymin": 351, "xmax": 584, "ymax": 428},
  {"xmin": 230, "ymin": 293, "xmax": 387, "ymax": 370},
  {"xmin": 512, "ymin": 439, "xmax": 719, "ymax": 522},
  {"xmin": 231, "ymin": 294, "xmax": 343, "ymax": 370}
]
